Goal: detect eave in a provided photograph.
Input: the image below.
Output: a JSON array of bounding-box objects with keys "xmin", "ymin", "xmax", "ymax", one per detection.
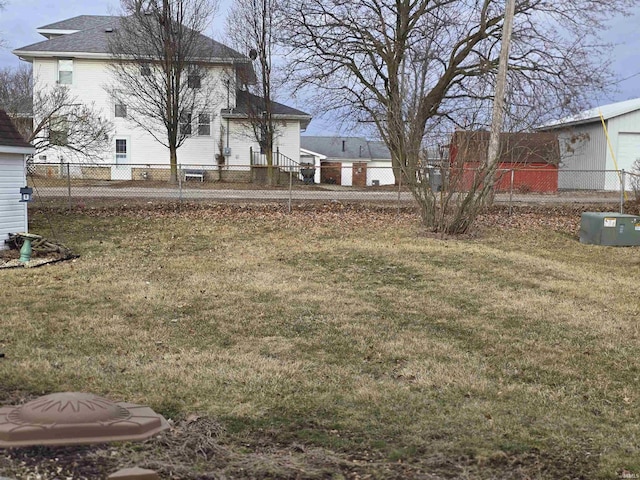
[{"xmin": 0, "ymin": 146, "xmax": 35, "ymax": 155}]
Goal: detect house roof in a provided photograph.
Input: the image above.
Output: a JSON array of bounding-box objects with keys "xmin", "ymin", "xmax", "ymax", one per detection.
[
  {"xmin": 0, "ymin": 110, "xmax": 33, "ymax": 153},
  {"xmin": 15, "ymin": 15, "xmax": 248, "ymax": 62},
  {"xmin": 221, "ymin": 90, "xmax": 312, "ymax": 128},
  {"xmin": 540, "ymin": 98, "xmax": 640, "ymax": 130},
  {"xmin": 38, "ymin": 15, "xmax": 114, "ymax": 33},
  {"xmin": 451, "ymin": 131, "xmax": 560, "ymax": 165},
  {"xmin": 300, "ymin": 136, "xmax": 391, "ymax": 161}
]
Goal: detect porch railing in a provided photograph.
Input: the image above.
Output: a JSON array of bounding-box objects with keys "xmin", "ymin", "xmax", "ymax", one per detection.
[{"xmin": 250, "ymin": 147, "xmax": 302, "ymax": 173}]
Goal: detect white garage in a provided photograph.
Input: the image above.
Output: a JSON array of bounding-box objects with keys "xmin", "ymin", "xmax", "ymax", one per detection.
[
  {"xmin": 0, "ymin": 110, "xmax": 34, "ymax": 250},
  {"xmin": 539, "ymin": 98, "xmax": 640, "ymax": 190}
]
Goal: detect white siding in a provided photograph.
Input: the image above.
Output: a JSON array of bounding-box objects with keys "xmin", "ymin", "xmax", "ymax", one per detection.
[
  {"xmin": 609, "ymin": 110, "xmax": 640, "ymax": 171},
  {"xmin": 556, "ymin": 123, "xmax": 607, "ymax": 190},
  {"xmin": 227, "ymin": 119, "xmax": 304, "ymax": 170},
  {"xmin": 0, "ymin": 154, "xmax": 27, "ymax": 250},
  {"xmin": 31, "ymin": 58, "xmax": 297, "ymax": 172},
  {"xmin": 274, "ymin": 120, "xmax": 302, "ymax": 162},
  {"xmin": 367, "ymin": 160, "xmax": 394, "ymax": 186}
]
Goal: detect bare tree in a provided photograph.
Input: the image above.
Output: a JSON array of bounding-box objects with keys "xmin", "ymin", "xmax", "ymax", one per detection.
[
  {"xmin": 281, "ymin": 0, "xmax": 636, "ymax": 233},
  {"xmin": 226, "ymin": 0, "xmax": 278, "ymax": 185},
  {"xmin": 0, "ymin": 1, "xmax": 6, "ymax": 47},
  {"xmin": 0, "ymin": 64, "xmax": 32, "ymax": 122},
  {"xmin": 0, "ymin": 64, "xmax": 113, "ymax": 161},
  {"xmin": 30, "ymin": 85, "xmax": 113, "ymax": 161},
  {"xmin": 107, "ymin": 0, "xmax": 220, "ymax": 182}
]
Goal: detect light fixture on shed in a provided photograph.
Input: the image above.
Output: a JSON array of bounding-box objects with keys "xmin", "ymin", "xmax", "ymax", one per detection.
[{"xmin": 19, "ymin": 186, "xmax": 33, "ymax": 203}]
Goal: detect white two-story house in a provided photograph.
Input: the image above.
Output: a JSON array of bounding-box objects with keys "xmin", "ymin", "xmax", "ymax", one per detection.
[{"xmin": 13, "ymin": 15, "xmax": 311, "ymax": 181}]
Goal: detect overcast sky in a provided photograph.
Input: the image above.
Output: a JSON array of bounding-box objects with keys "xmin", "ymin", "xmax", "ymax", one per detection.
[{"xmin": 1, "ymin": 0, "xmax": 640, "ymax": 136}]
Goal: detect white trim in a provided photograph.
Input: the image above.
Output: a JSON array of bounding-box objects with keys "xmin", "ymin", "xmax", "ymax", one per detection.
[
  {"xmin": 0, "ymin": 146, "xmax": 34, "ymax": 155},
  {"xmin": 13, "ymin": 50, "xmax": 252, "ymax": 65},
  {"xmin": 36, "ymin": 28, "xmax": 80, "ymax": 36},
  {"xmin": 300, "ymin": 147, "xmax": 326, "ymax": 160}
]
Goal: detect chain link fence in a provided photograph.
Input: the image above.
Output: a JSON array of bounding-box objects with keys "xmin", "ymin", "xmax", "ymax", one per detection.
[{"xmin": 26, "ymin": 162, "xmax": 631, "ymax": 213}]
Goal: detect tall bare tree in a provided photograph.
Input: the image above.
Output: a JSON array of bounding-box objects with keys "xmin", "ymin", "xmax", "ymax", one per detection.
[
  {"xmin": 226, "ymin": 0, "xmax": 278, "ymax": 185},
  {"xmin": 0, "ymin": 64, "xmax": 113, "ymax": 161},
  {"xmin": 282, "ymin": 0, "xmax": 636, "ymax": 233},
  {"xmin": 107, "ymin": 0, "xmax": 220, "ymax": 182}
]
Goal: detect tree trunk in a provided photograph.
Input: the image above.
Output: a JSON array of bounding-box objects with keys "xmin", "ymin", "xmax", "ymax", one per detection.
[
  {"xmin": 266, "ymin": 148, "xmax": 274, "ymax": 186},
  {"xmin": 169, "ymin": 147, "xmax": 178, "ymax": 183}
]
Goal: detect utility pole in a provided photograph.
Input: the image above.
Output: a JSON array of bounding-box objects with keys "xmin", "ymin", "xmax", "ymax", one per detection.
[{"xmin": 484, "ymin": 0, "xmax": 516, "ymax": 203}]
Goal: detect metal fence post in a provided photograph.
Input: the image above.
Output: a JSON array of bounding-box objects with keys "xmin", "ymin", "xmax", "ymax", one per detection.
[
  {"xmin": 66, "ymin": 162, "xmax": 72, "ymax": 211},
  {"xmin": 288, "ymin": 170, "xmax": 293, "ymax": 214},
  {"xmin": 397, "ymin": 171, "xmax": 402, "ymax": 216},
  {"xmin": 508, "ymin": 169, "xmax": 514, "ymax": 216},
  {"xmin": 178, "ymin": 164, "xmax": 183, "ymax": 203},
  {"xmin": 620, "ymin": 169, "xmax": 626, "ymax": 214}
]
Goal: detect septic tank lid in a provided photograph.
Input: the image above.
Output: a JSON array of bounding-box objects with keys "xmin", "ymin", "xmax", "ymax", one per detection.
[{"xmin": 0, "ymin": 392, "xmax": 169, "ymax": 447}]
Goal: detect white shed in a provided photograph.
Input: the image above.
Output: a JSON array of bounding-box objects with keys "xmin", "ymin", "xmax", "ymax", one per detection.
[{"xmin": 0, "ymin": 110, "xmax": 34, "ymax": 250}]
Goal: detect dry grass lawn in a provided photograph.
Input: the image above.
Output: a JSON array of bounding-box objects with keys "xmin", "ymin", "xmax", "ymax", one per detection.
[{"xmin": 1, "ymin": 203, "xmax": 639, "ymax": 479}]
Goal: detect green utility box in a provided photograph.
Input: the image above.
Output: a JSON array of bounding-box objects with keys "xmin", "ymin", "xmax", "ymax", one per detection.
[{"xmin": 579, "ymin": 212, "xmax": 640, "ymax": 246}]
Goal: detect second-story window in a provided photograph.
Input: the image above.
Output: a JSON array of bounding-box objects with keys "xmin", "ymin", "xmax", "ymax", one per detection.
[
  {"xmin": 58, "ymin": 59, "xmax": 73, "ymax": 85},
  {"xmin": 180, "ymin": 112, "xmax": 192, "ymax": 135},
  {"xmin": 140, "ymin": 64, "xmax": 151, "ymax": 76},
  {"xmin": 187, "ymin": 70, "xmax": 201, "ymax": 89},
  {"xmin": 198, "ymin": 113, "xmax": 210, "ymax": 136},
  {"xmin": 115, "ymin": 102, "xmax": 127, "ymax": 118}
]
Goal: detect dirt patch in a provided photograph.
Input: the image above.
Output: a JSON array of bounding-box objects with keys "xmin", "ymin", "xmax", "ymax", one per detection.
[
  {"xmin": 0, "ymin": 413, "xmax": 601, "ymax": 480},
  {"xmin": 0, "ymin": 235, "xmax": 77, "ymax": 269}
]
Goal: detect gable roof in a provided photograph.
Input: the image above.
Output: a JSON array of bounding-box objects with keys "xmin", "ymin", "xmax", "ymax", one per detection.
[
  {"xmin": 451, "ymin": 131, "xmax": 560, "ymax": 165},
  {"xmin": 300, "ymin": 136, "xmax": 391, "ymax": 161},
  {"xmin": 221, "ymin": 90, "xmax": 312, "ymax": 128},
  {"xmin": 0, "ymin": 110, "xmax": 33, "ymax": 154},
  {"xmin": 540, "ymin": 98, "xmax": 640, "ymax": 130},
  {"xmin": 15, "ymin": 15, "xmax": 248, "ymax": 62}
]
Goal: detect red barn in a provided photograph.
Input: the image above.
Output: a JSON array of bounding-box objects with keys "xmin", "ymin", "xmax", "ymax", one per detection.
[{"xmin": 449, "ymin": 131, "xmax": 560, "ymax": 193}]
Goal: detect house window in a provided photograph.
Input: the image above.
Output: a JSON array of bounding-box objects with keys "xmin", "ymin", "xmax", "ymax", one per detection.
[
  {"xmin": 140, "ymin": 64, "xmax": 151, "ymax": 76},
  {"xmin": 115, "ymin": 102, "xmax": 127, "ymax": 118},
  {"xmin": 187, "ymin": 71, "xmax": 201, "ymax": 89},
  {"xmin": 198, "ymin": 113, "xmax": 210, "ymax": 136},
  {"xmin": 115, "ymin": 139, "xmax": 127, "ymax": 164},
  {"xmin": 180, "ymin": 112, "xmax": 192, "ymax": 135},
  {"xmin": 49, "ymin": 115, "xmax": 68, "ymax": 145},
  {"xmin": 58, "ymin": 59, "xmax": 73, "ymax": 85}
]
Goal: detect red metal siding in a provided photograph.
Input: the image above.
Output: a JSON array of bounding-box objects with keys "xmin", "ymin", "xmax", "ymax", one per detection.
[{"xmin": 456, "ymin": 162, "xmax": 558, "ymax": 193}]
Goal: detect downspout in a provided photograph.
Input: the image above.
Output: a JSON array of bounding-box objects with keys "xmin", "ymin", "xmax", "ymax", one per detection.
[{"xmin": 226, "ymin": 78, "xmax": 230, "ymax": 150}]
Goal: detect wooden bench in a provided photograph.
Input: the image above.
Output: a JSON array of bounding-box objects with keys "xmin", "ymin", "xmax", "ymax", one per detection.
[{"xmin": 183, "ymin": 169, "xmax": 205, "ymax": 182}]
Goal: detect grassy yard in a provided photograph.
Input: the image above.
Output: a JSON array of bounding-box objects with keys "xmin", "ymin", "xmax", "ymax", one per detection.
[{"xmin": 1, "ymin": 204, "xmax": 639, "ymax": 479}]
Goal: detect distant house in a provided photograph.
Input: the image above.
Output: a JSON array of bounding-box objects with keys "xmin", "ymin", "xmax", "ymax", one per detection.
[
  {"xmin": 13, "ymin": 15, "xmax": 311, "ymax": 180},
  {"xmin": 0, "ymin": 110, "xmax": 34, "ymax": 249},
  {"xmin": 539, "ymin": 98, "xmax": 640, "ymax": 190},
  {"xmin": 300, "ymin": 136, "xmax": 393, "ymax": 186},
  {"xmin": 449, "ymin": 131, "xmax": 560, "ymax": 193}
]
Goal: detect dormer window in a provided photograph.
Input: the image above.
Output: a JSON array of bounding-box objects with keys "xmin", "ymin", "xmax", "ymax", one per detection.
[{"xmin": 58, "ymin": 59, "xmax": 73, "ymax": 85}]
